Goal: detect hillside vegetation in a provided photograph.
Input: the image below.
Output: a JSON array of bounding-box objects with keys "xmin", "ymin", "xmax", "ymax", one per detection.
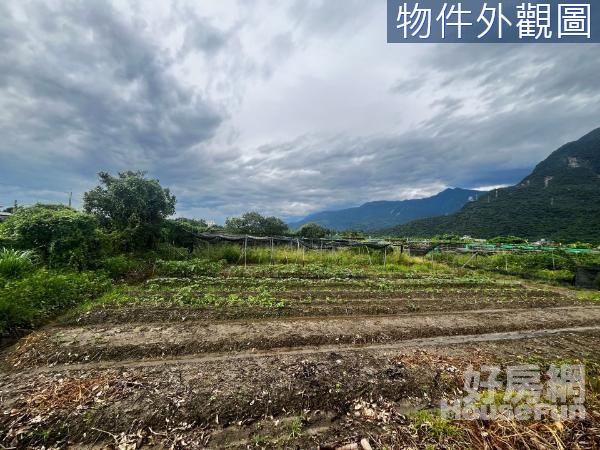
[
  {"xmin": 388, "ymin": 128, "xmax": 600, "ymax": 242},
  {"xmin": 290, "ymin": 188, "xmax": 481, "ymax": 232}
]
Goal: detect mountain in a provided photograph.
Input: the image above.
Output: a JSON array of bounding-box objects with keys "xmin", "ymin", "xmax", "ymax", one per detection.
[
  {"xmin": 387, "ymin": 127, "xmax": 600, "ymax": 242},
  {"xmin": 289, "ymin": 188, "xmax": 482, "ymax": 232}
]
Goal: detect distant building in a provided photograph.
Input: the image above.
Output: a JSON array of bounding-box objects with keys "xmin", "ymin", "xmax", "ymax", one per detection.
[{"xmin": 0, "ymin": 212, "xmax": 12, "ymax": 222}]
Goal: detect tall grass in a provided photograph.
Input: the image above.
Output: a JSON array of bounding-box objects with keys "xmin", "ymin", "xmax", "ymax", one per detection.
[
  {"xmin": 432, "ymin": 250, "xmax": 591, "ymax": 283},
  {"xmin": 191, "ymin": 243, "xmax": 417, "ymax": 268},
  {"xmin": 0, "ymin": 248, "xmax": 37, "ymax": 279}
]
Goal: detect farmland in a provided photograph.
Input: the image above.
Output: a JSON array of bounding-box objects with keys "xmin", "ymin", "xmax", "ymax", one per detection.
[{"xmin": 2, "ymin": 252, "xmax": 600, "ymax": 449}]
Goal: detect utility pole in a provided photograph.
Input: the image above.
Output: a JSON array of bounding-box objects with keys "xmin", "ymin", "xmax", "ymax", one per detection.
[{"xmin": 68, "ymin": 191, "xmax": 72, "ymax": 208}]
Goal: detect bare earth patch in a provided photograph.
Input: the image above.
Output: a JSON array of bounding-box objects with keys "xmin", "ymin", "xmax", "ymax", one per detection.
[{"xmin": 2, "ymin": 274, "xmax": 599, "ymax": 448}]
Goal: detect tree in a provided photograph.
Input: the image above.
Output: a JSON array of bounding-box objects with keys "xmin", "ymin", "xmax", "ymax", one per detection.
[
  {"xmin": 0, "ymin": 204, "xmax": 100, "ymax": 268},
  {"xmin": 340, "ymin": 230, "xmax": 366, "ymax": 239},
  {"xmin": 161, "ymin": 218, "xmax": 209, "ymax": 252},
  {"xmin": 296, "ymin": 222, "xmax": 330, "ymax": 239},
  {"xmin": 489, "ymin": 236, "xmax": 528, "ymax": 244},
  {"xmin": 83, "ymin": 171, "xmax": 176, "ymax": 249},
  {"xmin": 225, "ymin": 212, "xmax": 289, "ymax": 236}
]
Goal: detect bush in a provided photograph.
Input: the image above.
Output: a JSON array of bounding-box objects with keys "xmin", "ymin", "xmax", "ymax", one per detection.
[
  {"xmin": 161, "ymin": 218, "xmax": 208, "ymax": 251},
  {"xmin": 0, "ymin": 248, "xmax": 36, "ymax": 279},
  {"xmin": 99, "ymin": 256, "xmax": 143, "ymax": 280},
  {"xmin": 534, "ymin": 269, "xmax": 574, "ymax": 283},
  {"xmin": 154, "ymin": 259, "xmax": 224, "ymax": 278},
  {"xmin": 0, "ymin": 270, "xmax": 110, "ymax": 335},
  {"xmin": 0, "ymin": 204, "xmax": 100, "ymax": 269}
]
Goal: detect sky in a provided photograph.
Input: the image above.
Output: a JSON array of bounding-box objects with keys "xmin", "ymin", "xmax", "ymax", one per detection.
[{"xmin": 1, "ymin": 0, "xmax": 599, "ymax": 223}]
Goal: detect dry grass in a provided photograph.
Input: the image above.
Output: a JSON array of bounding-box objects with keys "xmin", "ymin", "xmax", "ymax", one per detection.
[
  {"xmin": 6, "ymin": 330, "xmax": 49, "ymax": 368},
  {"xmin": 25, "ymin": 373, "xmax": 119, "ymax": 412}
]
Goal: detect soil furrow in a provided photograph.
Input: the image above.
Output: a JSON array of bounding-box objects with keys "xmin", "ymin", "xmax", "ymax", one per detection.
[
  {"xmin": 22, "ymin": 325, "xmax": 600, "ymax": 373},
  {"xmin": 10, "ymin": 306, "xmax": 600, "ymax": 367}
]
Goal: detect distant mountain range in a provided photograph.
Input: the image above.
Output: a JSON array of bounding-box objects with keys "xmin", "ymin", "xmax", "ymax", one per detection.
[
  {"xmin": 289, "ymin": 188, "xmax": 482, "ymax": 232},
  {"xmin": 388, "ymin": 127, "xmax": 600, "ymax": 242}
]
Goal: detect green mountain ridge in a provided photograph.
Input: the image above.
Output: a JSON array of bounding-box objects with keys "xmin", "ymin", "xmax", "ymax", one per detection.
[
  {"xmin": 387, "ymin": 128, "xmax": 600, "ymax": 243},
  {"xmin": 289, "ymin": 188, "xmax": 482, "ymax": 232}
]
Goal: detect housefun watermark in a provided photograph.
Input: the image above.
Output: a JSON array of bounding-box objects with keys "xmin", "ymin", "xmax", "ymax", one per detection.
[{"xmin": 440, "ymin": 364, "xmax": 587, "ymax": 421}]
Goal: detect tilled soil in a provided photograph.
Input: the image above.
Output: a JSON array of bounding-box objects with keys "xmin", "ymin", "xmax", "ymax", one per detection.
[
  {"xmin": 1, "ymin": 274, "xmax": 600, "ymax": 449},
  {"xmin": 62, "ymin": 294, "xmax": 581, "ymax": 326}
]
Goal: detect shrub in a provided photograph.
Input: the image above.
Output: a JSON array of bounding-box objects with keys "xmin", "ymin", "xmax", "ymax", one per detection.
[
  {"xmin": 0, "ymin": 270, "xmax": 111, "ymax": 335},
  {"xmin": 99, "ymin": 256, "xmax": 142, "ymax": 280},
  {"xmin": 154, "ymin": 259, "xmax": 224, "ymax": 278},
  {"xmin": 0, "ymin": 248, "xmax": 36, "ymax": 279},
  {"xmin": 534, "ymin": 269, "xmax": 574, "ymax": 283},
  {"xmin": 0, "ymin": 204, "xmax": 100, "ymax": 269},
  {"xmin": 161, "ymin": 218, "xmax": 208, "ymax": 251}
]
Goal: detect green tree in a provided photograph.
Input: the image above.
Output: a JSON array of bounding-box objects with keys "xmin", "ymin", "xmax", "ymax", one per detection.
[
  {"xmin": 340, "ymin": 230, "xmax": 366, "ymax": 239},
  {"xmin": 296, "ymin": 222, "xmax": 330, "ymax": 239},
  {"xmin": 489, "ymin": 236, "xmax": 528, "ymax": 244},
  {"xmin": 83, "ymin": 171, "xmax": 176, "ymax": 250},
  {"xmin": 0, "ymin": 204, "xmax": 99, "ymax": 268},
  {"xmin": 225, "ymin": 212, "xmax": 289, "ymax": 236},
  {"xmin": 161, "ymin": 218, "xmax": 209, "ymax": 251}
]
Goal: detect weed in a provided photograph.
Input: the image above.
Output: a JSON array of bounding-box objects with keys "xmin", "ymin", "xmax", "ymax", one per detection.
[
  {"xmin": 98, "ymin": 255, "xmax": 142, "ymax": 280},
  {"xmin": 249, "ymin": 433, "xmax": 272, "ymax": 446},
  {"xmin": 288, "ymin": 415, "xmax": 304, "ymax": 439},
  {"xmin": 410, "ymin": 410, "xmax": 460, "ymax": 438},
  {"xmin": 0, "ymin": 270, "xmax": 111, "ymax": 335},
  {"xmin": 0, "ymin": 248, "xmax": 37, "ymax": 279}
]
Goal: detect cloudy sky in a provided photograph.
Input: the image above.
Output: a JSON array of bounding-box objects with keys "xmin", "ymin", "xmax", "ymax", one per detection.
[{"xmin": 1, "ymin": 0, "xmax": 599, "ymax": 222}]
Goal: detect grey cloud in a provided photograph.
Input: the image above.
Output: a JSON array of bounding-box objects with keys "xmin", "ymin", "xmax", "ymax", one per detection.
[
  {"xmin": 287, "ymin": 0, "xmax": 378, "ymax": 36},
  {"xmin": 389, "ymin": 76, "xmax": 427, "ymax": 94},
  {"xmin": 1, "ymin": 1, "xmax": 599, "ymax": 223},
  {"xmin": 0, "ymin": 1, "xmax": 224, "ymax": 167}
]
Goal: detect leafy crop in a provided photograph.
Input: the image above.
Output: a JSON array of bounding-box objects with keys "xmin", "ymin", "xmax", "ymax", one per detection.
[{"xmin": 155, "ymin": 259, "xmax": 224, "ymax": 278}]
